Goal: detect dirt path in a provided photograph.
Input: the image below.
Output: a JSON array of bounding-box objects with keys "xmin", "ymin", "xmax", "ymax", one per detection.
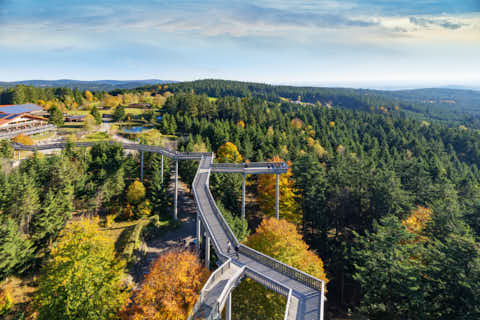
[{"xmin": 130, "ymin": 177, "xmax": 197, "ymax": 284}]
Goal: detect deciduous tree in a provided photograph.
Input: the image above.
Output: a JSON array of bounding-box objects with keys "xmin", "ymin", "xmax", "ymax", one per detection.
[
  {"xmin": 257, "ymin": 156, "xmax": 301, "ymax": 225},
  {"xmin": 35, "ymin": 218, "xmax": 128, "ymax": 320},
  {"xmin": 120, "ymin": 250, "xmax": 209, "ymax": 320}
]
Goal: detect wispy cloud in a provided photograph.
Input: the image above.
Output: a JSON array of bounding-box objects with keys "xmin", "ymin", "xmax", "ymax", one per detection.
[{"xmin": 409, "ymin": 17, "xmax": 467, "ymax": 30}]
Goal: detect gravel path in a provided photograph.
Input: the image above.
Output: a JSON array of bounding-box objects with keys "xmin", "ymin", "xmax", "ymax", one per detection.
[{"xmin": 130, "ymin": 177, "xmax": 197, "ymax": 284}]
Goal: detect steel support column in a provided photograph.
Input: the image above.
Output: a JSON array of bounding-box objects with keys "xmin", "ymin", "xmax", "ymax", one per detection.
[
  {"xmin": 225, "ymin": 292, "xmax": 232, "ymax": 320},
  {"xmin": 276, "ymin": 173, "xmax": 279, "ymax": 219},
  {"xmin": 241, "ymin": 173, "xmax": 246, "ymax": 219},
  {"xmin": 205, "ymin": 233, "xmax": 210, "ymax": 268},
  {"xmin": 161, "ymin": 154, "xmax": 164, "ymax": 184},
  {"xmin": 174, "ymin": 158, "xmax": 178, "ymax": 220},
  {"xmin": 140, "ymin": 151, "xmax": 144, "ymax": 182},
  {"xmin": 196, "ymin": 213, "xmax": 201, "ymax": 254}
]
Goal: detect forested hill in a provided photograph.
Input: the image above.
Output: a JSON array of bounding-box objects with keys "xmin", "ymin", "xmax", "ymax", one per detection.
[
  {"xmin": 0, "ymin": 79, "xmax": 174, "ymax": 91},
  {"xmin": 144, "ymin": 79, "xmax": 480, "ymax": 125}
]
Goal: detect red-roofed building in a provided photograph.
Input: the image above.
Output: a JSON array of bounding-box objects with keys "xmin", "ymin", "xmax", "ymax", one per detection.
[{"xmin": 0, "ymin": 104, "xmax": 56, "ymax": 139}]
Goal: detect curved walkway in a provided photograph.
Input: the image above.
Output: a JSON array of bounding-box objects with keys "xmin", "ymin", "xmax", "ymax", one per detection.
[{"xmin": 12, "ymin": 141, "xmax": 325, "ymax": 320}]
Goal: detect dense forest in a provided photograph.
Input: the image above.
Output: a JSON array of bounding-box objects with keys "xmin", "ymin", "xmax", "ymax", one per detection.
[
  {"xmin": 144, "ymin": 79, "xmax": 480, "ymax": 126},
  {"xmin": 158, "ymin": 92, "xmax": 480, "ymax": 318},
  {"xmin": 1, "ymin": 80, "xmax": 480, "ymax": 318}
]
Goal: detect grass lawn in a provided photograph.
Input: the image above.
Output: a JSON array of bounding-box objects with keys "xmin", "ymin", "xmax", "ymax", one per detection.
[
  {"xmin": 80, "ymin": 131, "xmax": 111, "ymax": 142},
  {"xmin": 31, "ymin": 131, "xmax": 56, "ymax": 141}
]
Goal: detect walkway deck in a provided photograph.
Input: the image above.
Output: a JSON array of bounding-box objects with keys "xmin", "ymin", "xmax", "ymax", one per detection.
[{"xmin": 11, "ymin": 141, "xmax": 325, "ymax": 320}]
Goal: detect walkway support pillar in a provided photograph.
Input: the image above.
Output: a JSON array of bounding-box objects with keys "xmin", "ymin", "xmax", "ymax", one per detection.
[
  {"xmin": 174, "ymin": 158, "xmax": 178, "ymax": 220},
  {"xmin": 276, "ymin": 173, "xmax": 279, "ymax": 219},
  {"xmin": 140, "ymin": 151, "xmax": 144, "ymax": 182},
  {"xmin": 241, "ymin": 173, "xmax": 246, "ymax": 219},
  {"xmin": 205, "ymin": 233, "xmax": 210, "ymax": 268},
  {"xmin": 225, "ymin": 292, "xmax": 232, "ymax": 320},
  {"xmin": 161, "ymin": 154, "xmax": 164, "ymax": 184},
  {"xmin": 196, "ymin": 213, "xmax": 201, "ymax": 254},
  {"xmin": 18, "ymin": 151, "xmax": 20, "ymax": 161}
]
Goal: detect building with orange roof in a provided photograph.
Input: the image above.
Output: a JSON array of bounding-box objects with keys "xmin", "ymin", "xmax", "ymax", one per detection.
[{"xmin": 0, "ymin": 104, "xmax": 56, "ymax": 139}]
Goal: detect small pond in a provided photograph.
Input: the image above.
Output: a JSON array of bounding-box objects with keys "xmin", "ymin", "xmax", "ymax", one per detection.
[{"xmin": 122, "ymin": 126, "xmax": 150, "ymax": 134}]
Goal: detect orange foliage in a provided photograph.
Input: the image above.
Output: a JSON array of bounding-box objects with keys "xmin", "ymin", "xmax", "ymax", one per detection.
[
  {"xmin": 291, "ymin": 118, "xmax": 303, "ymax": 129},
  {"xmin": 121, "ymin": 250, "xmax": 209, "ymax": 320},
  {"xmin": 12, "ymin": 133, "xmax": 34, "ymax": 146},
  {"xmin": 246, "ymin": 217, "xmax": 328, "ymax": 284}
]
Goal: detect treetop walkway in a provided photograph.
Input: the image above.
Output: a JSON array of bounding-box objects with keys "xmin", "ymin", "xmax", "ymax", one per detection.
[{"xmin": 12, "ymin": 141, "xmax": 325, "ymax": 320}]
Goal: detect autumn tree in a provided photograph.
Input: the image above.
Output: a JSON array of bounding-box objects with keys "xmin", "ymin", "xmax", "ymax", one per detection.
[
  {"xmin": 35, "ymin": 218, "xmax": 128, "ymax": 320},
  {"xmin": 126, "ymin": 180, "xmax": 146, "ymax": 205},
  {"xmin": 121, "ymin": 250, "xmax": 209, "ymax": 320},
  {"xmin": 82, "ymin": 114, "xmax": 97, "ymax": 132},
  {"xmin": 216, "ymin": 142, "xmax": 243, "ymax": 163},
  {"xmin": 233, "ymin": 218, "xmax": 328, "ymax": 319},
  {"xmin": 12, "ymin": 133, "xmax": 34, "ymax": 146},
  {"xmin": 84, "ymin": 90, "xmax": 94, "ymax": 102},
  {"xmin": 257, "ymin": 156, "xmax": 301, "ymax": 225}
]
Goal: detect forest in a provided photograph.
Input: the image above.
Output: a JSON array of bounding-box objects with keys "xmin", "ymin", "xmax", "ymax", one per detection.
[
  {"xmin": 160, "ymin": 91, "xmax": 480, "ymax": 318},
  {"xmin": 1, "ymin": 81, "xmax": 480, "ymax": 319}
]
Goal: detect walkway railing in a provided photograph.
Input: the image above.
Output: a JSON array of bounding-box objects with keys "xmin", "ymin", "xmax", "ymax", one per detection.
[{"xmin": 11, "ymin": 141, "xmax": 325, "ymax": 320}]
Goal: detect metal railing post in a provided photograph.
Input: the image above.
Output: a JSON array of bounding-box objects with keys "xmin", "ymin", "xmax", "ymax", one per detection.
[
  {"xmin": 205, "ymin": 233, "xmax": 210, "ymax": 268},
  {"xmin": 196, "ymin": 212, "xmax": 201, "ymax": 254},
  {"xmin": 242, "ymin": 173, "xmax": 246, "ymax": 219},
  {"xmin": 174, "ymin": 158, "xmax": 178, "ymax": 220},
  {"xmin": 140, "ymin": 151, "xmax": 144, "ymax": 182},
  {"xmin": 276, "ymin": 173, "xmax": 279, "ymax": 219},
  {"xmin": 225, "ymin": 292, "xmax": 232, "ymax": 320},
  {"xmin": 161, "ymin": 154, "xmax": 164, "ymax": 184}
]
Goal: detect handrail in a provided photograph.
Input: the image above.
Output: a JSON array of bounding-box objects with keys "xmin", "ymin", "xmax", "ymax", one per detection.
[
  {"xmin": 243, "ymin": 266, "xmax": 291, "ymax": 297},
  {"xmin": 188, "ymin": 258, "xmax": 232, "ymax": 320},
  {"xmin": 204, "ymin": 184, "xmax": 240, "ymax": 247},
  {"xmin": 215, "ymin": 265, "xmax": 246, "ymax": 313},
  {"xmin": 239, "ymin": 244, "xmax": 324, "ymax": 291},
  {"xmin": 191, "ymin": 156, "xmax": 228, "ymax": 262},
  {"xmin": 284, "ymin": 289, "xmax": 293, "ymax": 320}
]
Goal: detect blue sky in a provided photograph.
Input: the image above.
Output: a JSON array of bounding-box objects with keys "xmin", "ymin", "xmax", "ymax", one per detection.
[{"xmin": 0, "ymin": 0, "xmax": 479, "ymax": 88}]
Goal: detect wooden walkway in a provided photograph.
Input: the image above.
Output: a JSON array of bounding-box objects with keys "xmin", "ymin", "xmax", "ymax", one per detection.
[{"xmin": 12, "ymin": 141, "xmax": 325, "ymax": 320}]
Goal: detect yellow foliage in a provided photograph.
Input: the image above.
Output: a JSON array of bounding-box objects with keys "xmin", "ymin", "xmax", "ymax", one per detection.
[
  {"xmin": 120, "ymin": 250, "xmax": 209, "ymax": 320},
  {"xmin": 84, "ymin": 90, "xmax": 94, "ymax": 102},
  {"xmin": 216, "ymin": 142, "xmax": 243, "ymax": 163},
  {"xmin": 402, "ymin": 206, "xmax": 432, "ymax": 236},
  {"xmin": 329, "ymin": 121, "xmax": 335, "ymax": 128},
  {"xmin": 35, "ymin": 218, "xmax": 128, "ymax": 319},
  {"xmin": 12, "ymin": 133, "xmax": 34, "ymax": 146},
  {"xmin": 0, "ymin": 287, "xmax": 13, "ymax": 316},
  {"xmin": 126, "ymin": 180, "xmax": 146, "ymax": 205},
  {"xmin": 257, "ymin": 156, "xmax": 301, "ymax": 225},
  {"xmin": 267, "ymin": 126, "xmax": 274, "ymax": 137},
  {"xmin": 236, "ymin": 120, "xmax": 245, "ymax": 129},
  {"xmin": 336, "ymin": 145, "xmax": 345, "ymax": 154}
]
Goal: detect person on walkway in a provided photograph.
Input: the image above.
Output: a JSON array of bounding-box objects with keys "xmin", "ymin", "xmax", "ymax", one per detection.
[
  {"xmin": 227, "ymin": 241, "xmax": 232, "ymax": 254},
  {"xmin": 235, "ymin": 245, "xmax": 240, "ymax": 259}
]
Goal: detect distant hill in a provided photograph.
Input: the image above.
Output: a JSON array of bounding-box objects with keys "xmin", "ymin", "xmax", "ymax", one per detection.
[
  {"xmin": 0, "ymin": 79, "xmax": 176, "ymax": 91},
  {"xmin": 156, "ymin": 79, "xmax": 480, "ymax": 124}
]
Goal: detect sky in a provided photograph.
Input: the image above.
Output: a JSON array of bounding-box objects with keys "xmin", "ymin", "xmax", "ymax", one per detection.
[{"xmin": 0, "ymin": 0, "xmax": 479, "ymax": 88}]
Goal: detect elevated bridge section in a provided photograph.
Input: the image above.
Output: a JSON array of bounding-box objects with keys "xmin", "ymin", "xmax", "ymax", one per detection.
[{"xmin": 11, "ymin": 141, "xmax": 325, "ymax": 320}]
